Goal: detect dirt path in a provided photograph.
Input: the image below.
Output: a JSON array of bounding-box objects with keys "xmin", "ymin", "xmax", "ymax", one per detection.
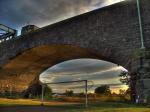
[{"xmin": 0, "ymin": 106, "xmax": 70, "ymax": 112}]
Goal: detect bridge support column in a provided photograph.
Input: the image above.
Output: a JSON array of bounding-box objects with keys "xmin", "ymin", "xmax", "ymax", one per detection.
[
  {"xmin": 130, "ymin": 49, "xmax": 150, "ymax": 103},
  {"xmin": 128, "ymin": 49, "xmax": 150, "ymax": 103},
  {"xmin": 132, "ymin": 57, "xmax": 150, "ymax": 103}
]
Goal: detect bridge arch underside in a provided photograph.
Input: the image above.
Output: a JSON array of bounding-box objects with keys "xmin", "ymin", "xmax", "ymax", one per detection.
[{"xmin": 0, "ymin": 44, "xmax": 130, "ymax": 96}]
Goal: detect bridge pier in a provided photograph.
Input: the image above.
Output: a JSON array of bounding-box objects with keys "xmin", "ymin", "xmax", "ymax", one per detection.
[
  {"xmin": 136, "ymin": 58, "xmax": 150, "ymax": 103},
  {"xmin": 131, "ymin": 55, "xmax": 150, "ymax": 103}
]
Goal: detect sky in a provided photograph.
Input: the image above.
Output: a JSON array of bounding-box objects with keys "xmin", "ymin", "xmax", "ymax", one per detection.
[
  {"xmin": 40, "ymin": 59, "xmax": 128, "ymax": 93},
  {"xmin": 0, "ymin": 0, "xmax": 124, "ymax": 33}
]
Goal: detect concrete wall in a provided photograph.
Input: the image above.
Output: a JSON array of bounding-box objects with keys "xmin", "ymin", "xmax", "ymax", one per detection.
[{"xmin": 0, "ymin": 0, "xmax": 150, "ymax": 69}]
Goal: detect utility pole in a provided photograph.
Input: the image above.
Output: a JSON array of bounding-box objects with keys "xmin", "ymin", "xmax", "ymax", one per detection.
[{"xmin": 136, "ymin": 0, "xmax": 145, "ymax": 49}]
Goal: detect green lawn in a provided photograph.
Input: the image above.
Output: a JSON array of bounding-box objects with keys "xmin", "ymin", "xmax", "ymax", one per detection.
[
  {"xmin": 67, "ymin": 102, "xmax": 150, "ymax": 112},
  {"xmin": 0, "ymin": 98, "xmax": 150, "ymax": 112},
  {"xmin": 12, "ymin": 101, "xmax": 149, "ymax": 112}
]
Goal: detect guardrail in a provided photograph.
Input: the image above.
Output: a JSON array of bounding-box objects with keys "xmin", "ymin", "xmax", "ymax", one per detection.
[
  {"xmin": 0, "ymin": 24, "xmax": 18, "ymax": 44},
  {"xmin": 0, "ymin": 32, "xmax": 17, "ymax": 43}
]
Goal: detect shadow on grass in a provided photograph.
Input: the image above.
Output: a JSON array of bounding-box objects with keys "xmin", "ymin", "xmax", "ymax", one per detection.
[
  {"xmin": 9, "ymin": 102, "xmax": 149, "ymax": 108},
  {"xmin": 0, "ymin": 102, "xmax": 150, "ymax": 109}
]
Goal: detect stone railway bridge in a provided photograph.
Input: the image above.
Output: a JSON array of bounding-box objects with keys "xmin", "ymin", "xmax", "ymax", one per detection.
[{"xmin": 0, "ymin": 0, "xmax": 150, "ymax": 102}]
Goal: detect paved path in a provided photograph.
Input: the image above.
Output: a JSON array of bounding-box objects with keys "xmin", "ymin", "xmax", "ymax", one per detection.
[{"xmin": 0, "ymin": 106, "xmax": 69, "ymax": 112}]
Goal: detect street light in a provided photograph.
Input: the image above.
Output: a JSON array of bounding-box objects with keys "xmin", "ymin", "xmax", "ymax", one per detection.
[{"xmin": 136, "ymin": 0, "xmax": 145, "ymax": 49}]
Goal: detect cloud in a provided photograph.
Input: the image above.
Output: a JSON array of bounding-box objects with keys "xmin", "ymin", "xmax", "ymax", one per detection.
[
  {"xmin": 41, "ymin": 59, "xmax": 117, "ymax": 75},
  {"xmin": 39, "ymin": 59, "xmax": 127, "ymax": 93},
  {"xmin": 0, "ymin": 0, "xmax": 124, "ymax": 30}
]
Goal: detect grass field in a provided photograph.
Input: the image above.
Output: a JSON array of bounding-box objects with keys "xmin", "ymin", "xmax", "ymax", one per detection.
[
  {"xmin": 0, "ymin": 98, "xmax": 78, "ymax": 106},
  {"xmin": 0, "ymin": 98, "xmax": 150, "ymax": 112},
  {"xmin": 71, "ymin": 102, "xmax": 150, "ymax": 112}
]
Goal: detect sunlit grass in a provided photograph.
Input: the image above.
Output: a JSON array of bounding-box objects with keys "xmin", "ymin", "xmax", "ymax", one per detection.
[
  {"xmin": 0, "ymin": 98, "xmax": 41, "ymax": 106},
  {"xmin": 0, "ymin": 98, "xmax": 150, "ymax": 112},
  {"xmin": 0, "ymin": 98, "xmax": 77, "ymax": 106}
]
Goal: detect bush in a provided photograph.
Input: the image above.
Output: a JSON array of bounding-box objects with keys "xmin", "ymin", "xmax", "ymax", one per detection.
[
  {"xmin": 95, "ymin": 85, "xmax": 111, "ymax": 95},
  {"xmin": 0, "ymin": 91, "xmax": 21, "ymax": 99}
]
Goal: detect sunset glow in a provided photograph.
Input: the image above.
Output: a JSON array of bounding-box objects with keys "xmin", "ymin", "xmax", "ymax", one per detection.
[{"xmin": 40, "ymin": 59, "xmax": 128, "ymax": 93}]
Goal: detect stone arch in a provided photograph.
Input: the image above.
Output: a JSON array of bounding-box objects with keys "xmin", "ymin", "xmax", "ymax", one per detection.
[
  {"xmin": 0, "ymin": 0, "xmax": 149, "ymax": 101},
  {"xmin": 0, "ymin": 44, "xmax": 109, "ymax": 94},
  {"xmin": 0, "ymin": 0, "xmax": 144, "ymax": 70},
  {"xmin": 0, "ymin": 44, "xmax": 131, "ymax": 97}
]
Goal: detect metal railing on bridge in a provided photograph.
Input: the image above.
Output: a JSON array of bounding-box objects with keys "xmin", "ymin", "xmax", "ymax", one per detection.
[{"xmin": 0, "ymin": 24, "xmax": 17, "ymax": 43}]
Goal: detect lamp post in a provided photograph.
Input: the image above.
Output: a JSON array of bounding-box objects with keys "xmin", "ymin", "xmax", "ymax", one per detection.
[
  {"xmin": 136, "ymin": 0, "xmax": 145, "ymax": 49},
  {"xmin": 85, "ymin": 80, "xmax": 88, "ymax": 108}
]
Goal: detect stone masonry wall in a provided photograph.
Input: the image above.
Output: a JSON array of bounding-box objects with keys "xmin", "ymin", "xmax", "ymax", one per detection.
[{"xmin": 0, "ymin": 0, "xmax": 150, "ymax": 70}]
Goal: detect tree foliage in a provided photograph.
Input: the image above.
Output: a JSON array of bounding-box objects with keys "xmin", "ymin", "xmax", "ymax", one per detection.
[
  {"xmin": 65, "ymin": 90, "xmax": 74, "ymax": 96},
  {"xmin": 95, "ymin": 85, "xmax": 111, "ymax": 95},
  {"xmin": 119, "ymin": 71, "xmax": 130, "ymax": 85},
  {"xmin": 119, "ymin": 71, "xmax": 137, "ymax": 102},
  {"xmin": 42, "ymin": 85, "xmax": 52, "ymax": 100},
  {"xmin": 44, "ymin": 85, "xmax": 52, "ymax": 96}
]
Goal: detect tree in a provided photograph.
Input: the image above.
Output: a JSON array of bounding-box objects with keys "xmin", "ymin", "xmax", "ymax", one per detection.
[
  {"xmin": 65, "ymin": 90, "xmax": 74, "ymax": 96},
  {"xmin": 119, "ymin": 89, "xmax": 126, "ymax": 96},
  {"xmin": 119, "ymin": 71, "xmax": 137, "ymax": 102},
  {"xmin": 78, "ymin": 92, "xmax": 85, "ymax": 97},
  {"xmin": 95, "ymin": 85, "xmax": 111, "ymax": 95},
  {"xmin": 44, "ymin": 85, "xmax": 52, "ymax": 96},
  {"xmin": 119, "ymin": 71, "xmax": 130, "ymax": 85}
]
